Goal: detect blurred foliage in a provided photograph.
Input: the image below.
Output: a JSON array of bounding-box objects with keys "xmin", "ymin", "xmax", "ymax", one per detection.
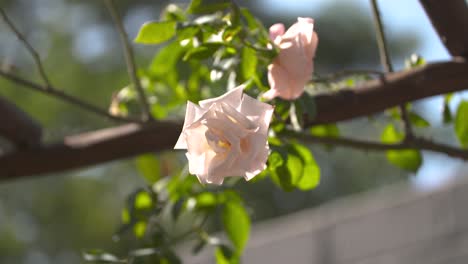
[{"xmin": 1, "ymin": 0, "xmax": 463, "ymax": 263}]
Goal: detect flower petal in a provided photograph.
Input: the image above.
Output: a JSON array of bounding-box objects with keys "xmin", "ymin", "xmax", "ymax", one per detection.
[
  {"xmin": 269, "ymin": 23, "xmax": 285, "ymax": 43},
  {"xmin": 175, "ymin": 101, "xmax": 205, "ymax": 149},
  {"xmin": 199, "ymin": 85, "xmax": 244, "ymax": 109},
  {"xmin": 266, "ymin": 62, "xmax": 291, "ymax": 99}
]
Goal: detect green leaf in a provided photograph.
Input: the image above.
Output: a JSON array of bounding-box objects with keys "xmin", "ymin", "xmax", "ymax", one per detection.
[
  {"xmin": 267, "ymin": 151, "xmax": 284, "ymax": 169},
  {"xmin": 195, "ymin": 192, "xmax": 218, "ymax": 209},
  {"xmin": 269, "ymin": 144, "xmax": 320, "ymax": 191},
  {"xmin": 183, "ymin": 43, "xmax": 224, "ymax": 61},
  {"xmin": 288, "ymin": 143, "xmax": 320, "ymax": 190},
  {"xmin": 135, "ymin": 21, "xmax": 176, "ymax": 44},
  {"xmin": 188, "ymin": 0, "xmax": 230, "ymax": 14},
  {"xmin": 310, "ymin": 124, "xmax": 339, "ymax": 138},
  {"xmin": 121, "ymin": 208, "xmax": 130, "ymax": 224},
  {"xmin": 443, "ymin": 103, "xmax": 453, "ymax": 124},
  {"xmin": 222, "ymin": 202, "xmax": 250, "ymax": 253},
  {"xmin": 381, "ymin": 123, "xmax": 402, "ymax": 143},
  {"xmin": 386, "ymin": 149, "xmax": 423, "ymax": 172},
  {"xmin": 133, "ymin": 221, "xmax": 147, "ymax": 238},
  {"xmin": 135, "ymin": 191, "xmax": 153, "ymax": 210},
  {"xmin": 215, "ymin": 245, "xmax": 237, "ymax": 264},
  {"xmin": 408, "ymin": 111, "xmax": 430, "ymax": 127},
  {"xmin": 381, "ymin": 124, "xmax": 422, "ymax": 172},
  {"xmin": 455, "ymin": 100, "xmax": 468, "ymax": 148},
  {"xmin": 150, "ymin": 41, "xmax": 185, "ymax": 77},
  {"xmin": 135, "ymin": 154, "xmax": 161, "ymax": 183},
  {"xmin": 240, "ymin": 46, "xmax": 257, "ymax": 81}
]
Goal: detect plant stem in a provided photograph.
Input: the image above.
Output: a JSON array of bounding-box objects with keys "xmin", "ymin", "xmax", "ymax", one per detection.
[
  {"xmin": 370, "ymin": 0, "xmax": 413, "ymax": 138},
  {"xmin": 0, "ymin": 8, "xmax": 51, "ymax": 87},
  {"xmin": 104, "ymin": 0, "xmax": 152, "ymax": 122}
]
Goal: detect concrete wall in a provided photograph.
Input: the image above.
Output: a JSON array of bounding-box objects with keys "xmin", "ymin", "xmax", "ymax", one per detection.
[{"xmin": 181, "ymin": 176, "xmax": 468, "ymax": 264}]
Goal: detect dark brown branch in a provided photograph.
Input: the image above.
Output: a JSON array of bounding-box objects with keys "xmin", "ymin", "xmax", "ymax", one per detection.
[
  {"xmin": 284, "ymin": 131, "xmax": 468, "ymax": 160},
  {"xmin": 0, "ymin": 121, "xmax": 183, "ymax": 180},
  {"xmin": 104, "ymin": 0, "xmax": 152, "ymax": 122},
  {"xmin": 306, "ymin": 60, "xmax": 468, "ymax": 126},
  {"xmin": 0, "ymin": 70, "xmax": 140, "ymax": 123},
  {"xmin": 0, "ymin": 8, "xmax": 51, "ymax": 87},
  {"xmin": 0, "ymin": 96, "xmax": 42, "ymax": 148},
  {"xmin": 1, "ymin": 60, "xmax": 467, "ymax": 179},
  {"xmin": 313, "ymin": 69, "xmax": 383, "ymax": 83},
  {"xmin": 420, "ymin": 0, "xmax": 468, "ymax": 58}
]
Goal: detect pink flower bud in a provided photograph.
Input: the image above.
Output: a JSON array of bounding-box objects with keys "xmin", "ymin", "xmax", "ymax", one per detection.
[{"xmin": 264, "ymin": 17, "xmax": 318, "ymax": 100}]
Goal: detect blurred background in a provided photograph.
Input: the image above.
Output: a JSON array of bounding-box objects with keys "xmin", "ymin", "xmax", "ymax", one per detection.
[{"xmin": 0, "ymin": 0, "xmax": 466, "ymax": 263}]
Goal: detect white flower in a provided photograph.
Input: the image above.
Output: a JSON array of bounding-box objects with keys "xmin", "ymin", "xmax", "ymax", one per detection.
[{"xmin": 175, "ymin": 85, "xmax": 274, "ymax": 185}]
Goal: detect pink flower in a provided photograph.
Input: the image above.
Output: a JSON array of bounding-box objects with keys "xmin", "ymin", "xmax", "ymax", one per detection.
[
  {"xmin": 263, "ymin": 17, "xmax": 318, "ymax": 100},
  {"xmin": 174, "ymin": 85, "xmax": 274, "ymax": 185}
]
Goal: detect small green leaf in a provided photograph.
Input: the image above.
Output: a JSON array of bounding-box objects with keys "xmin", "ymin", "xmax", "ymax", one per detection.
[
  {"xmin": 135, "ymin": 191, "xmax": 153, "ymax": 210},
  {"xmin": 408, "ymin": 111, "xmax": 430, "ymax": 127},
  {"xmin": 215, "ymin": 245, "xmax": 237, "ymax": 264},
  {"xmin": 310, "ymin": 124, "xmax": 339, "ymax": 138},
  {"xmin": 267, "ymin": 151, "xmax": 284, "ymax": 169},
  {"xmin": 443, "ymin": 103, "xmax": 453, "ymax": 124},
  {"xmin": 297, "ymin": 162, "xmax": 320, "ymax": 190},
  {"xmin": 240, "ymin": 46, "xmax": 257, "ymax": 80},
  {"xmin": 188, "ymin": 0, "xmax": 230, "ymax": 14},
  {"xmin": 195, "ymin": 192, "xmax": 218, "ymax": 209},
  {"xmin": 133, "ymin": 221, "xmax": 147, "ymax": 238},
  {"xmin": 183, "ymin": 43, "xmax": 224, "ymax": 61},
  {"xmin": 222, "ymin": 202, "xmax": 250, "ymax": 253},
  {"xmin": 386, "ymin": 149, "xmax": 423, "ymax": 172},
  {"xmin": 288, "ymin": 143, "xmax": 320, "ymax": 190},
  {"xmin": 381, "ymin": 124, "xmax": 422, "ymax": 172},
  {"xmin": 135, "ymin": 154, "xmax": 161, "ymax": 183},
  {"xmin": 455, "ymin": 100, "xmax": 468, "ymax": 148},
  {"xmin": 269, "ymin": 144, "xmax": 320, "ymax": 191},
  {"xmin": 121, "ymin": 208, "xmax": 130, "ymax": 224},
  {"xmin": 381, "ymin": 123, "xmax": 402, "ymax": 143},
  {"xmin": 135, "ymin": 21, "xmax": 176, "ymax": 44}
]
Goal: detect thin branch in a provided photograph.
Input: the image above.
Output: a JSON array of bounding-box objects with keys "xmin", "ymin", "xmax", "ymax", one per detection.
[
  {"xmin": 313, "ymin": 69, "xmax": 384, "ymax": 83},
  {"xmin": 104, "ymin": 0, "xmax": 152, "ymax": 122},
  {"xmin": 369, "ymin": 0, "xmax": 393, "ymax": 73},
  {"xmin": 283, "ymin": 131, "xmax": 468, "ymax": 160},
  {"xmin": 0, "ymin": 69, "xmax": 140, "ymax": 123},
  {"xmin": 370, "ymin": 0, "xmax": 412, "ymax": 137},
  {"xmin": 0, "ymin": 8, "xmax": 51, "ymax": 87}
]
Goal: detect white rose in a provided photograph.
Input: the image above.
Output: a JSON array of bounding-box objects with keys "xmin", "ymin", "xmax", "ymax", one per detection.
[{"xmin": 174, "ymin": 85, "xmax": 274, "ymax": 185}]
